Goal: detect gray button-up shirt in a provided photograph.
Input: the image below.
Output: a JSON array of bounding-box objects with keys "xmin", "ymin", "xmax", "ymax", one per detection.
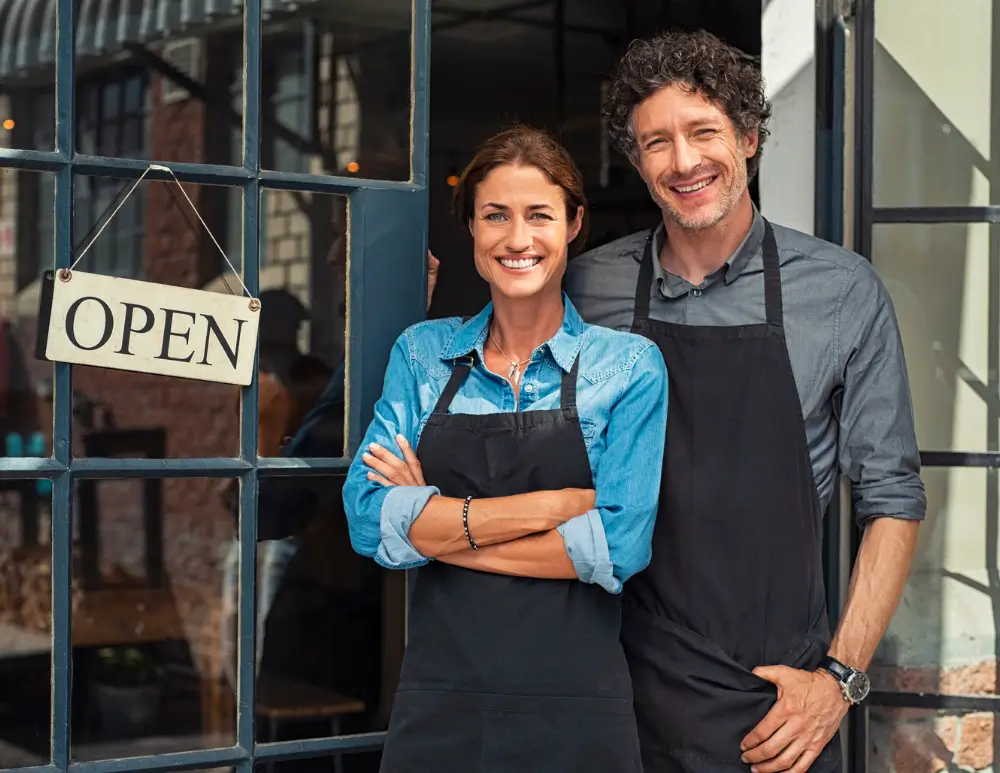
[{"xmin": 564, "ymin": 208, "xmax": 927, "ymax": 524}]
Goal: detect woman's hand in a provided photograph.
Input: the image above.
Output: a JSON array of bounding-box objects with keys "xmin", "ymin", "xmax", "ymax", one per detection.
[{"xmin": 364, "ymin": 435, "xmax": 426, "ymax": 487}]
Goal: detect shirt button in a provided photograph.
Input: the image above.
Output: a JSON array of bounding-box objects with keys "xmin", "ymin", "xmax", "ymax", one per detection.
[
  {"xmin": 692, "ymin": 288, "xmax": 703, "ymax": 297},
  {"xmin": 524, "ymin": 383, "xmax": 534, "ymax": 393}
]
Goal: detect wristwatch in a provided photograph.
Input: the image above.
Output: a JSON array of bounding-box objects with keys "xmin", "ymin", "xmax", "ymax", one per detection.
[{"xmin": 818, "ymin": 656, "xmax": 871, "ymax": 704}]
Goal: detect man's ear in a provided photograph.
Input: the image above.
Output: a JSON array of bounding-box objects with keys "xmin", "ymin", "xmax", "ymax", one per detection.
[{"xmin": 742, "ymin": 127, "xmax": 760, "ymax": 159}]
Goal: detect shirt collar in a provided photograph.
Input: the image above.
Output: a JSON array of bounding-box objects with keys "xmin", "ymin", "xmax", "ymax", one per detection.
[
  {"xmin": 439, "ymin": 292, "xmax": 585, "ymax": 373},
  {"xmin": 645, "ymin": 205, "xmax": 766, "ymax": 293}
]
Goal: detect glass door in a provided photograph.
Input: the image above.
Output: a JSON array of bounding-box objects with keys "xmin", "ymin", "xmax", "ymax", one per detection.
[
  {"xmin": 848, "ymin": 0, "xmax": 1000, "ymax": 769},
  {"xmin": 0, "ymin": 1, "xmax": 431, "ymax": 771}
]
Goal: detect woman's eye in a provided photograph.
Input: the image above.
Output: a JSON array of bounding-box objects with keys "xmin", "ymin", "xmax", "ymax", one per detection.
[
  {"xmin": 484, "ymin": 212, "xmax": 507, "ymax": 222},
  {"xmin": 529, "ymin": 212, "xmax": 554, "ymax": 221}
]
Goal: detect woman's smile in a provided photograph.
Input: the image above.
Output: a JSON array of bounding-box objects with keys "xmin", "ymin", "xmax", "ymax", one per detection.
[{"xmin": 497, "ymin": 254, "xmax": 543, "ymax": 271}]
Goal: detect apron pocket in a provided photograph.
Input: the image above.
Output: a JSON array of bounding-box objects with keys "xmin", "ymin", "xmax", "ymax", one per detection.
[
  {"xmin": 380, "ymin": 690, "xmax": 484, "ymax": 773},
  {"xmin": 481, "ymin": 694, "xmax": 641, "ymax": 773}
]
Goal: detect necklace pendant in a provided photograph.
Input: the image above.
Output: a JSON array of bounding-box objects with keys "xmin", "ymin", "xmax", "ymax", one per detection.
[{"xmin": 508, "ymin": 363, "xmax": 519, "ymax": 385}]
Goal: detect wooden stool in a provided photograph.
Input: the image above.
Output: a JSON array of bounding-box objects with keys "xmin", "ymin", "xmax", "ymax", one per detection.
[{"xmin": 256, "ymin": 675, "xmax": 365, "ymax": 773}]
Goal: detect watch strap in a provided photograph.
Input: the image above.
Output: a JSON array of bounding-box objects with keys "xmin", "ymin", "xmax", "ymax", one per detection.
[{"xmin": 818, "ymin": 655, "xmax": 851, "ymax": 683}]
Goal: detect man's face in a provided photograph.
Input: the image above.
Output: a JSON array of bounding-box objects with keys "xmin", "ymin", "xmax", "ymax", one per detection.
[{"xmin": 630, "ymin": 84, "xmax": 757, "ymax": 232}]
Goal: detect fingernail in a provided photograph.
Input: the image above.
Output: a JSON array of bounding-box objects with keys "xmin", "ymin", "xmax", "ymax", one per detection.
[
  {"xmin": 396, "ymin": 435, "xmax": 408, "ymax": 446},
  {"xmin": 362, "ymin": 453, "xmax": 371, "ymax": 461},
  {"xmin": 369, "ymin": 442, "xmax": 380, "ymax": 451}
]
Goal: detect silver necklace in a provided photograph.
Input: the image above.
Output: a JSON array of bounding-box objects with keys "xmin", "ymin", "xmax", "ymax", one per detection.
[{"xmin": 489, "ymin": 330, "xmax": 531, "ymax": 386}]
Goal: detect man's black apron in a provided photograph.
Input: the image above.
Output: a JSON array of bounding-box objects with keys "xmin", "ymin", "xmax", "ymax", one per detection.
[
  {"xmin": 379, "ymin": 353, "xmax": 643, "ymax": 773},
  {"xmin": 622, "ymin": 221, "xmax": 842, "ymax": 772}
]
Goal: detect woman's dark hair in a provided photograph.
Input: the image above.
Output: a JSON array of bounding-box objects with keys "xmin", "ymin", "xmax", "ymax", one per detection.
[
  {"xmin": 603, "ymin": 29, "xmax": 772, "ymax": 181},
  {"xmin": 451, "ymin": 125, "xmax": 589, "ymax": 257}
]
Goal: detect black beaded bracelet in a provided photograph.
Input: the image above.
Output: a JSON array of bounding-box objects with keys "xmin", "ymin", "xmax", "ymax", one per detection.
[{"xmin": 462, "ymin": 495, "xmax": 479, "ymax": 550}]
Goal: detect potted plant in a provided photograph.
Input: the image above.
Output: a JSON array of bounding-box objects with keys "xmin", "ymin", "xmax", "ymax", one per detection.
[{"xmin": 93, "ymin": 646, "xmax": 162, "ymax": 736}]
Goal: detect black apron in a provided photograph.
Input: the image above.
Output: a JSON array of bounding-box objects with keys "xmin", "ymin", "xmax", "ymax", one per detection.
[
  {"xmin": 379, "ymin": 352, "xmax": 643, "ymax": 773},
  {"xmin": 622, "ymin": 221, "xmax": 842, "ymax": 773}
]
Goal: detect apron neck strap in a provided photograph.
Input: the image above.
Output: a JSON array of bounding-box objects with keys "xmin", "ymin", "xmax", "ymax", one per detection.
[
  {"xmin": 632, "ymin": 219, "xmax": 784, "ymax": 328},
  {"xmin": 433, "ymin": 356, "xmax": 473, "ymax": 414},
  {"xmin": 560, "ymin": 356, "xmax": 580, "ymax": 411},
  {"xmin": 760, "ymin": 220, "xmax": 783, "ymax": 328},
  {"xmin": 632, "ymin": 229, "xmax": 657, "ymax": 322}
]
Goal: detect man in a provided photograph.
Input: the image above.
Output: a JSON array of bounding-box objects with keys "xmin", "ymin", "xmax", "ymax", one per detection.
[{"xmin": 563, "ymin": 30, "xmax": 925, "ymax": 773}]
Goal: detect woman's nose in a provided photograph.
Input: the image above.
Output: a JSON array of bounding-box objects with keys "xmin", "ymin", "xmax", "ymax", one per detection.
[{"xmin": 505, "ymin": 218, "xmax": 532, "ymax": 251}]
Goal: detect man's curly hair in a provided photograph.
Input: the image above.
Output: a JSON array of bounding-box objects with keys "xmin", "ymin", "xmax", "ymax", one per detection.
[{"xmin": 604, "ymin": 29, "xmax": 772, "ymax": 180}]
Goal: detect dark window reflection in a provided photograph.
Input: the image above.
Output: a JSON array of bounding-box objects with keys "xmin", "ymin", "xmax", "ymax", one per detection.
[
  {"xmin": 0, "ymin": 169, "xmax": 54, "ymax": 461},
  {"xmin": 0, "ymin": 483, "xmax": 52, "ymax": 768},
  {"xmin": 70, "ymin": 477, "xmax": 237, "ymax": 758},
  {"xmin": 257, "ymin": 190, "xmax": 347, "ymax": 461},
  {"xmin": 250, "ymin": 475, "xmax": 403, "ymax": 751}
]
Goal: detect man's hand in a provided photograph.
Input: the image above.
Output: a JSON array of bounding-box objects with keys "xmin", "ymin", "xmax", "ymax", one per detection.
[
  {"xmin": 427, "ymin": 250, "xmax": 440, "ymax": 311},
  {"xmin": 740, "ymin": 665, "xmax": 848, "ymax": 773}
]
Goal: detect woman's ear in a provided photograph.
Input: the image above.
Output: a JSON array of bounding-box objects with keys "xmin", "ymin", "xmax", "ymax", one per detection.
[
  {"xmin": 468, "ymin": 217, "xmax": 475, "ymax": 237},
  {"xmin": 567, "ymin": 206, "xmax": 584, "ymax": 244}
]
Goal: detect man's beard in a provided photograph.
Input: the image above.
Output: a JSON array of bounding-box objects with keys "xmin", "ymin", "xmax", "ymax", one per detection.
[{"xmin": 653, "ymin": 166, "xmax": 747, "ymax": 232}]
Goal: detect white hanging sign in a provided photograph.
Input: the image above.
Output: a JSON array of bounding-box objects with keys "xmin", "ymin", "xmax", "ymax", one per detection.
[
  {"xmin": 34, "ymin": 164, "xmax": 260, "ymax": 386},
  {"xmin": 36, "ymin": 269, "xmax": 260, "ymax": 386}
]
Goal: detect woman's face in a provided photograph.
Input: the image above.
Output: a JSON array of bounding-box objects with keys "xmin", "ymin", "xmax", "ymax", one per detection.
[{"xmin": 470, "ymin": 163, "xmax": 582, "ymax": 301}]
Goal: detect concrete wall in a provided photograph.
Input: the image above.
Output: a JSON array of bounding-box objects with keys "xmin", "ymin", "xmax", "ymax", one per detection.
[{"xmin": 759, "ymin": 0, "xmax": 816, "ymax": 236}]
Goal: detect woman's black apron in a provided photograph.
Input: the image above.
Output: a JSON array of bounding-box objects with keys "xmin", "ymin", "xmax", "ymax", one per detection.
[
  {"xmin": 622, "ymin": 221, "xmax": 843, "ymax": 772},
  {"xmin": 379, "ymin": 353, "xmax": 642, "ymax": 773}
]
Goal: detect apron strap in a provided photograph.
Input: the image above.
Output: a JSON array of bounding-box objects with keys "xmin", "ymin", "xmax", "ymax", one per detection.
[
  {"xmin": 761, "ymin": 220, "xmax": 784, "ymax": 329},
  {"xmin": 432, "ymin": 315, "xmax": 477, "ymax": 415},
  {"xmin": 632, "ymin": 229, "xmax": 657, "ymax": 322},
  {"xmin": 560, "ymin": 356, "xmax": 581, "ymax": 410},
  {"xmin": 432, "ymin": 356, "xmax": 473, "ymax": 415}
]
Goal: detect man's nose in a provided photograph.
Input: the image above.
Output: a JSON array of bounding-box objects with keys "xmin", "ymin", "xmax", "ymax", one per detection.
[{"xmin": 673, "ymin": 138, "xmax": 700, "ymax": 176}]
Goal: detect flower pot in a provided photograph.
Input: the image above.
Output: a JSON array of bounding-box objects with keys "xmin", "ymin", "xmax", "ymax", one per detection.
[{"xmin": 93, "ymin": 682, "xmax": 161, "ymax": 736}]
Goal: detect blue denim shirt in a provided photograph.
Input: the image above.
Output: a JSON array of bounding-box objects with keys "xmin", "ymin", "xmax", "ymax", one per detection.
[{"xmin": 342, "ymin": 295, "xmax": 669, "ymax": 593}]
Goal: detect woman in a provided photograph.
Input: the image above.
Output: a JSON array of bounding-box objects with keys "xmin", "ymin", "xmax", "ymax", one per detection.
[{"xmin": 342, "ymin": 126, "xmax": 668, "ymax": 773}]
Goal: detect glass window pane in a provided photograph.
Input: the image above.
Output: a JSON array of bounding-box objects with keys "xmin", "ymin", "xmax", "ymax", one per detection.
[
  {"xmin": 76, "ymin": 21, "xmax": 241, "ymax": 166},
  {"xmin": 873, "ymin": 0, "xmax": 996, "ymax": 207},
  {"xmin": 871, "ymin": 222, "xmax": 996, "ymax": 454},
  {"xmin": 872, "ymin": 468, "xmax": 997, "ymax": 698},
  {"xmin": 71, "ymin": 175, "xmax": 243, "ymax": 458},
  {"xmin": 260, "ymin": 4, "xmax": 412, "ymax": 180},
  {"xmin": 0, "ymin": 168, "xmax": 54, "ymax": 460},
  {"xmin": 258, "ymin": 190, "xmax": 346, "ymax": 460},
  {"xmin": 252, "ymin": 475, "xmax": 400, "ymax": 742},
  {"xmin": 0, "ymin": 481, "xmax": 52, "ymax": 767},
  {"xmin": 869, "ymin": 706, "xmax": 999, "ymax": 772},
  {"xmin": 0, "ymin": 5, "xmax": 55, "ymax": 152},
  {"xmin": 70, "ymin": 478, "xmax": 237, "ymax": 759}
]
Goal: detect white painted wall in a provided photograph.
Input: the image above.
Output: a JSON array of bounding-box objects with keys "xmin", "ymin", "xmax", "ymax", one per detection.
[{"xmin": 759, "ymin": 0, "xmax": 816, "ymax": 236}]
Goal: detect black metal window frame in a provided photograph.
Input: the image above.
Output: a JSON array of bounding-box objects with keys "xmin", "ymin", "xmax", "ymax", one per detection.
[
  {"xmin": 0, "ymin": 0, "xmax": 431, "ymax": 771},
  {"xmin": 845, "ymin": 0, "xmax": 1000, "ymax": 768}
]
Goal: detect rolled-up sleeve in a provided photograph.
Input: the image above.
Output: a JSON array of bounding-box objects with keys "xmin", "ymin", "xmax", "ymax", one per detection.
[
  {"xmin": 837, "ymin": 263, "xmax": 927, "ymax": 524},
  {"xmin": 558, "ymin": 343, "xmax": 669, "ymax": 593},
  {"xmin": 342, "ymin": 333, "xmax": 436, "ymax": 569}
]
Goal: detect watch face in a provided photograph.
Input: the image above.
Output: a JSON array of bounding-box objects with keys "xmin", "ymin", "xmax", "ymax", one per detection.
[{"xmin": 845, "ymin": 671, "xmax": 871, "ymax": 703}]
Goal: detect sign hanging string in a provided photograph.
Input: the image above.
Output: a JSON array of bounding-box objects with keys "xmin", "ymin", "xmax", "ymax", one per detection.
[{"xmin": 69, "ymin": 163, "xmax": 253, "ymax": 300}]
